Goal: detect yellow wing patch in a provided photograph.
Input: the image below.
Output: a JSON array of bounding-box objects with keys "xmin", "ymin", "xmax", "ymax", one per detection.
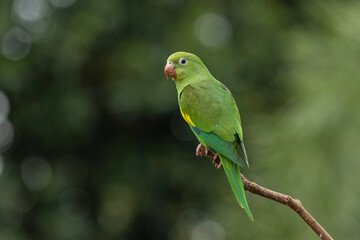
[{"xmin": 180, "ymin": 107, "xmax": 195, "ymax": 127}]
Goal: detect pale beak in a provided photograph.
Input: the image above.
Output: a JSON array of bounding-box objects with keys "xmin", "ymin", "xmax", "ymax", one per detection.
[{"xmin": 164, "ymin": 61, "xmax": 176, "ymax": 79}]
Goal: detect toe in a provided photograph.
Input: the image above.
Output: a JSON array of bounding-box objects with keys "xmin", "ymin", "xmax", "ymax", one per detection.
[
  {"xmin": 196, "ymin": 143, "xmax": 204, "ymax": 156},
  {"xmin": 196, "ymin": 143, "xmax": 210, "ymax": 158},
  {"xmin": 216, "ymin": 163, "xmax": 222, "ymax": 169},
  {"xmin": 212, "ymin": 153, "xmax": 219, "ymax": 163},
  {"xmin": 205, "ymin": 147, "xmax": 209, "ymax": 156}
]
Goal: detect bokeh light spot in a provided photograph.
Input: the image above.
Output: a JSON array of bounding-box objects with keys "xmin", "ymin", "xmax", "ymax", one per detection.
[
  {"xmin": 0, "ymin": 156, "xmax": 4, "ymax": 178},
  {"xmin": 194, "ymin": 13, "xmax": 232, "ymax": 48},
  {"xmin": 59, "ymin": 188, "xmax": 91, "ymax": 221},
  {"xmin": 49, "ymin": 0, "xmax": 77, "ymax": 8},
  {"xmin": 0, "ymin": 120, "xmax": 14, "ymax": 152},
  {"xmin": 177, "ymin": 209, "xmax": 204, "ymax": 230},
  {"xmin": 0, "ymin": 91, "xmax": 10, "ymax": 124},
  {"xmin": 12, "ymin": 0, "xmax": 50, "ymax": 22},
  {"xmin": 98, "ymin": 185, "xmax": 137, "ymax": 234},
  {"xmin": 21, "ymin": 157, "xmax": 52, "ymax": 191},
  {"xmin": 22, "ymin": 17, "xmax": 52, "ymax": 36},
  {"xmin": 191, "ymin": 219, "xmax": 225, "ymax": 240},
  {"xmin": 1, "ymin": 27, "xmax": 32, "ymax": 61}
]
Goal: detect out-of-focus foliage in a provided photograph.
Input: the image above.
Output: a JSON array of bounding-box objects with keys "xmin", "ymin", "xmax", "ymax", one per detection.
[{"xmin": 0, "ymin": 0, "xmax": 359, "ymax": 239}]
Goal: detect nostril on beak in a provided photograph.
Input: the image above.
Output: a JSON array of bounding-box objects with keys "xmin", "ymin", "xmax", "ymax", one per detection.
[{"xmin": 164, "ymin": 61, "xmax": 176, "ymax": 79}]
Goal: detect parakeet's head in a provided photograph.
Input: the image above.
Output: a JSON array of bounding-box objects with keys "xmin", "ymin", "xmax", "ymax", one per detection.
[{"xmin": 164, "ymin": 52, "xmax": 209, "ymax": 81}]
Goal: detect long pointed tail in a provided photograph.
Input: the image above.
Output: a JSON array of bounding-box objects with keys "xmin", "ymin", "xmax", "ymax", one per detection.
[{"xmin": 220, "ymin": 154, "xmax": 253, "ymax": 221}]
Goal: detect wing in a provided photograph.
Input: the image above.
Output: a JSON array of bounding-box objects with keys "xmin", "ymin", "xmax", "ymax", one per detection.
[
  {"xmin": 179, "ymin": 79, "xmax": 247, "ymax": 166},
  {"xmin": 179, "ymin": 81, "xmax": 242, "ymax": 141}
]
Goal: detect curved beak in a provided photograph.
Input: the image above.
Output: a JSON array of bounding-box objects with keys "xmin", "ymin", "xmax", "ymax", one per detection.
[{"xmin": 164, "ymin": 61, "xmax": 176, "ymax": 79}]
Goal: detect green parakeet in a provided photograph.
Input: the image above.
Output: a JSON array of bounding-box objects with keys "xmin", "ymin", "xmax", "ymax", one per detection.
[{"xmin": 164, "ymin": 52, "xmax": 253, "ymax": 221}]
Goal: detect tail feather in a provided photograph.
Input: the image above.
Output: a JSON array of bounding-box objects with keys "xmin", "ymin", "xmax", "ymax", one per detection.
[
  {"xmin": 220, "ymin": 154, "xmax": 253, "ymax": 221},
  {"xmin": 240, "ymin": 141, "xmax": 249, "ymax": 168}
]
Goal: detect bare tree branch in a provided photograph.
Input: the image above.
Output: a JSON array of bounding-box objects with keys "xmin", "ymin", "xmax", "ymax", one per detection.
[{"xmin": 203, "ymin": 152, "xmax": 334, "ymax": 240}]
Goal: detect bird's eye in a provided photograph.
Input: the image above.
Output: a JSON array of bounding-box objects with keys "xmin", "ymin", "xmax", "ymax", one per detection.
[{"xmin": 179, "ymin": 58, "xmax": 187, "ymax": 65}]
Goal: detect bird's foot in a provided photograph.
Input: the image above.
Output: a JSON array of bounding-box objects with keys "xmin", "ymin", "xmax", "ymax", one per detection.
[
  {"xmin": 196, "ymin": 143, "xmax": 209, "ymax": 157},
  {"xmin": 212, "ymin": 153, "xmax": 222, "ymax": 169},
  {"xmin": 196, "ymin": 143, "xmax": 222, "ymax": 169}
]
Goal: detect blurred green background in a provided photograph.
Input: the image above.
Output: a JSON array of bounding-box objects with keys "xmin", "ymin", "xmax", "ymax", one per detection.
[{"xmin": 0, "ymin": 0, "xmax": 359, "ymax": 239}]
